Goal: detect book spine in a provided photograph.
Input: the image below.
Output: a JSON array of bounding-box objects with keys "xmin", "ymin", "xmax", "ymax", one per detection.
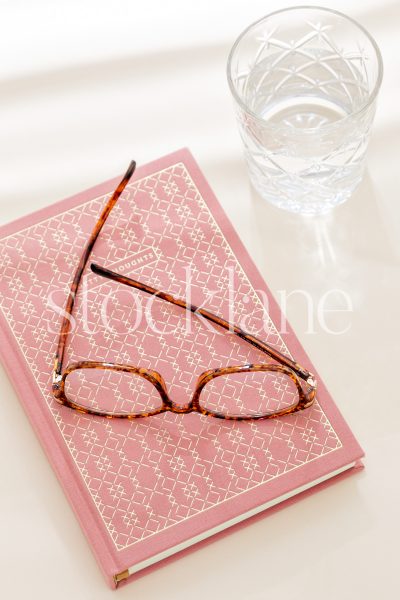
[{"xmin": 0, "ymin": 310, "xmax": 119, "ymax": 588}]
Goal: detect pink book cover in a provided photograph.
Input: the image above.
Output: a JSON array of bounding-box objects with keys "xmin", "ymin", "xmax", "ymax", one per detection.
[{"xmin": 0, "ymin": 148, "xmax": 363, "ymax": 588}]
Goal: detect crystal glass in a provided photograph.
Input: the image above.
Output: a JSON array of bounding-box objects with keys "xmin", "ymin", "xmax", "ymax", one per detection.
[{"xmin": 227, "ymin": 6, "xmax": 383, "ymax": 215}]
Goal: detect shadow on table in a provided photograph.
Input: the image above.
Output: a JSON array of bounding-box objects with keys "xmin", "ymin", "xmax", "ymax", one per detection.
[{"xmin": 249, "ymin": 171, "xmax": 396, "ymax": 277}]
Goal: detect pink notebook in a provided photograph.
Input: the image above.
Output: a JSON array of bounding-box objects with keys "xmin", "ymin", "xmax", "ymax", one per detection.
[{"xmin": 0, "ymin": 149, "xmax": 363, "ymax": 588}]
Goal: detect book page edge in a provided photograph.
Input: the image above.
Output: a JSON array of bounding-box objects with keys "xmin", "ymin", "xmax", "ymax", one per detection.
[{"xmin": 124, "ymin": 460, "xmax": 357, "ymax": 578}]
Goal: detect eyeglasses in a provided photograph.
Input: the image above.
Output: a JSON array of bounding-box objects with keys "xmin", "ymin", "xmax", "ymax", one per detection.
[{"xmin": 52, "ymin": 161, "xmax": 317, "ymax": 420}]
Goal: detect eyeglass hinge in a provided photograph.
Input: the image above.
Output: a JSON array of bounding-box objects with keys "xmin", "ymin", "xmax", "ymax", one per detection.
[
  {"xmin": 306, "ymin": 374, "xmax": 316, "ymax": 387},
  {"xmin": 52, "ymin": 373, "xmax": 62, "ymax": 385}
]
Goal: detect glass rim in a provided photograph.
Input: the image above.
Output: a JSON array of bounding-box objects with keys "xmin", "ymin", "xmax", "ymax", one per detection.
[{"xmin": 226, "ymin": 5, "xmax": 384, "ymax": 134}]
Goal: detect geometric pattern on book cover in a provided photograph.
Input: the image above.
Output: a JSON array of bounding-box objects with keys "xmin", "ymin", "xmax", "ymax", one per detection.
[{"xmin": 0, "ymin": 162, "xmax": 341, "ymax": 550}]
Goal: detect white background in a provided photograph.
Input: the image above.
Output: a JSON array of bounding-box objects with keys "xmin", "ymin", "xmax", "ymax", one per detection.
[{"xmin": 0, "ymin": 1, "xmax": 399, "ymax": 598}]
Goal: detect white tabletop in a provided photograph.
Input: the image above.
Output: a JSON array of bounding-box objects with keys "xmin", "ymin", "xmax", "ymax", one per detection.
[{"xmin": 1, "ymin": 1, "xmax": 399, "ymax": 598}]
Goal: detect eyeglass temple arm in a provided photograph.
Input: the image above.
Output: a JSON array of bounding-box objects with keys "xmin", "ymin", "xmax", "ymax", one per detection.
[
  {"xmin": 90, "ymin": 262, "xmax": 314, "ymax": 384},
  {"xmin": 53, "ymin": 161, "xmax": 137, "ymax": 381}
]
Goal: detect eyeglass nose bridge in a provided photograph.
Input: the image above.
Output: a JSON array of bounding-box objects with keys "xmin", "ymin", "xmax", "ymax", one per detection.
[
  {"xmin": 145, "ymin": 370, "xmax": 195, "ymax": 414},
  {"xmin": 165, "ymin": 400, "xmax": 195, "ymax": 414}
]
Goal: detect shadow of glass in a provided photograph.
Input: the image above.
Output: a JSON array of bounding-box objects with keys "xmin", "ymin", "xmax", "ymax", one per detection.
[{"xmin": 249, "ymin": 171, "xmax": 395, "ymax": 281}]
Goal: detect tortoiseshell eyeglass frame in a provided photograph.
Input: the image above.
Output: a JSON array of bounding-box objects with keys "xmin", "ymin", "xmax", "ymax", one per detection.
[{"xmin": 52, "ymin": 161, "xmax": 317, "ymax": 420}]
